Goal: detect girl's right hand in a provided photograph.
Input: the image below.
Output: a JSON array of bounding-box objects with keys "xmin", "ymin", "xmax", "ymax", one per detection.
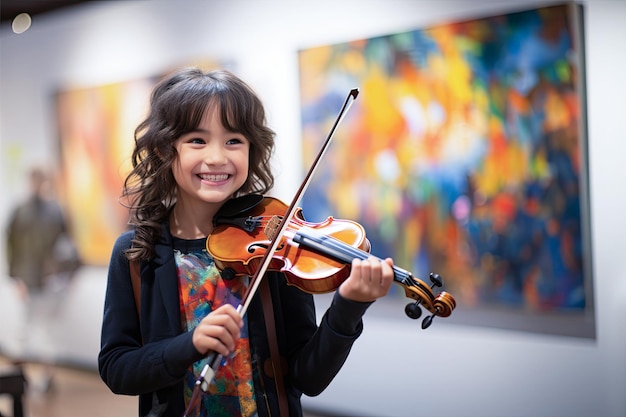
[{"xmin": 192, "ymin": 304, "xmax": 243, "ymax": 356}]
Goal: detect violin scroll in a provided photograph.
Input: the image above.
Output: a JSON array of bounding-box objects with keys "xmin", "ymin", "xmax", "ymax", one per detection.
[{"xmin": 401, "ymin": 272, "xmax": 456, "ymax": 329}]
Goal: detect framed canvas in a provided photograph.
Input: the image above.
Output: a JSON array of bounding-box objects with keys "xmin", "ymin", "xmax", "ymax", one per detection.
[{"xmin": 297, "ymin": 3, "xmax": 593, "ymax": 337}]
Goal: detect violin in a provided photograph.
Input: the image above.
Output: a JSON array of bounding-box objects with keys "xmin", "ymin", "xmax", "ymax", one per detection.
[{"xmin": 207, "ymin": 193, "xmax": 456, "ymax": 328}]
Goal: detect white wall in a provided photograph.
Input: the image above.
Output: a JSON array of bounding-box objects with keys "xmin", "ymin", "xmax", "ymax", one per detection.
[{"xmin": 1, "ymin": 1, "xmax": 625, "ymax": 416}]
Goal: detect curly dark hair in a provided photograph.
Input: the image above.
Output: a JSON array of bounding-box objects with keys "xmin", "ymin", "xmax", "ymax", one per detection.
[{"xmin": 122, "ymin": 68, "xmax": 275, "ymax": 261}]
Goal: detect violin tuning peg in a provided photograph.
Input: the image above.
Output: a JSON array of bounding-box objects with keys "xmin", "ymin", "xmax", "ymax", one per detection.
[
  {"xmin": 421, "ymin": 314, "xmax": 434, "ymax": 329},
  {"xmin": 429, "ymin": 272, "xmax": 443, "ymax": 288},
  {"xmin": 405, "ymin": 302, "xmax": 423, "ymax": 320}
]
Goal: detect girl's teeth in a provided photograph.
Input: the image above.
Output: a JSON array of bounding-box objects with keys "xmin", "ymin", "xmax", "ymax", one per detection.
[{"xmin": 200, "ymin": 174, "xmax": 228, "ymax": 181}]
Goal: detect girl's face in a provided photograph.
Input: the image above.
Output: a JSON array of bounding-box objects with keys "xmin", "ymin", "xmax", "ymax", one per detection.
[{"xmin": 172, "ymin": 105, "xmax": 250, "ymax": 209}]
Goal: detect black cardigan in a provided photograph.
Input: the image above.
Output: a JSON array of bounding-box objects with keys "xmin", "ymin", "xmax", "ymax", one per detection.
[{"xmin": 98, "ymin": 225, "xmax": 371, "ymax": 417}]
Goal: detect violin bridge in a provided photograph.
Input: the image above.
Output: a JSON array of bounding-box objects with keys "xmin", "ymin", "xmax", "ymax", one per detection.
[{"xmin": 264, "ymin": 215, "xmax": 283, "ymax": 240}]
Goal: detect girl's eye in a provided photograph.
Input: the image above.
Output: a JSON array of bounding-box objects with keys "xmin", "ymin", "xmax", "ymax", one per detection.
[
  {"xmin": 189, "ymin": 137, "xmax": 205, "ymax": 144},
  {"xmin": 227, "ymin": 137, "xmax": 246, "ymax": 145}
]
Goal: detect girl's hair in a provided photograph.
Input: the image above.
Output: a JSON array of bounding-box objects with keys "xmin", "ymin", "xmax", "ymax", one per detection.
[{"xmin": 122, "ymin": 68, "xmax": 275, "ymax": 260}]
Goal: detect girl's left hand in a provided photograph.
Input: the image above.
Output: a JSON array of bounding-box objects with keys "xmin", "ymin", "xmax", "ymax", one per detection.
[{"xmin": 338, "ymin": 257, "xmax": 394, "ymax": 303}]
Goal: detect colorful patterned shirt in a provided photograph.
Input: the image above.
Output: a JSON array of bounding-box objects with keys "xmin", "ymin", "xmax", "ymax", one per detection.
[{"xmin": 173, "ymin": 237, "xmax": 257, "ymax": 417}]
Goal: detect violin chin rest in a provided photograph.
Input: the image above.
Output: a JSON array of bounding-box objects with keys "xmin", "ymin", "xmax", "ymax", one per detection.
[{"xmin": 213, "ymin": 194, "xmax": 265, "ymax": 226}]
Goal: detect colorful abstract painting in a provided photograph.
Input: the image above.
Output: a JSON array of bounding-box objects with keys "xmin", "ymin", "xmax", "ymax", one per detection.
[
  {"xmin": 55, "ymin": 76, "xmax": 158, "ymax": 265},
  {"xmin": 298, "ymin": 3, "xmax": 593, "ymax": 336}
]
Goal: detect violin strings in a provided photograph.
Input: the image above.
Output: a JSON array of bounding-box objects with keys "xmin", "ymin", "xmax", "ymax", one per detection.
[
  {"xmin": 245, "ymin": 215, "xmax": 416, "ymax": 286},
  {"xmin": 312, "ymin": 230, "xmax": 413, "ymax": 283},
  {"xmin": 291, "ymin": 227, "xmax": 413, "ymax": 284}
]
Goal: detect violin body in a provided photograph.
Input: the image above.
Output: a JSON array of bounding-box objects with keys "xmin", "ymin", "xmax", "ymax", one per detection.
[
  {"xmin": 207, "ymin": 195, "xmax": 456, "ymax": 325},
  {"xmin": 208, "ymin": 197, "xmax": 371, "ymax": 294}
]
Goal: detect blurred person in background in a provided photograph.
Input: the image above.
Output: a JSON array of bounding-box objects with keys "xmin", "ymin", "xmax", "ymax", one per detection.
[{"xmin": 5, "ymin": 166, "xmax": 81, "ymax": 393}]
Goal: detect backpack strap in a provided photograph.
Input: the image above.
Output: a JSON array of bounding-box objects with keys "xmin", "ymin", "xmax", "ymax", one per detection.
[
  {"xmin": 259, "ymin": 278, "xmax": 288, "ymax": 417},
  {"xmin": 130, "ymin": 260, "xmax": 141, "ymax": 317}
]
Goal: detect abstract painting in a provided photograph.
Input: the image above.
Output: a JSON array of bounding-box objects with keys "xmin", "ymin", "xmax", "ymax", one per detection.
[
  {"xmin": 55, "ymin": 75, "xmax": 158, "ymax": 265},
  {"xmin": 298, "ymin": 3, "xmax": 593, "ymax": 337},
  {"xmin": 55, "ymin": 61, "xmax": 230, "ymax": 266}
]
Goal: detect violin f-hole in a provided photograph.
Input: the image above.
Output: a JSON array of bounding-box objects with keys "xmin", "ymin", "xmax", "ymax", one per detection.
[{"xmin": 248, "ymin": 241, "xmax": 285, "ymax": 253}]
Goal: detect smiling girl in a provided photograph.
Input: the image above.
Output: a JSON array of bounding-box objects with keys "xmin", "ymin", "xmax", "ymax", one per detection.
[{"xmin": 98, "ymin": 68, "xmax": 394, "ymax": 417}]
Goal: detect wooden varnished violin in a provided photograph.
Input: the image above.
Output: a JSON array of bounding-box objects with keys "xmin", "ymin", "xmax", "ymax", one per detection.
[{"xmin": 207, "ymin": 194, "xmax": 456, "ymax": 328}]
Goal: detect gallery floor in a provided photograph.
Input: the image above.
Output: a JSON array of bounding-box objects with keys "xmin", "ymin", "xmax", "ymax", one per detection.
[{"xmin": 0, "ymin": 356, "xmax": 327, "ymax": 417}]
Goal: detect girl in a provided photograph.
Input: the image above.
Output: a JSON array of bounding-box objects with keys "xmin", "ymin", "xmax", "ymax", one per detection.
[{"xmin": 98, "ymin": 68, "xmax": 394, "ymax": 417}]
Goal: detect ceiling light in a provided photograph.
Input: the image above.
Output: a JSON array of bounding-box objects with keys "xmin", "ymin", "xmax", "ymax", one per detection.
[{"xmin": 12, "ymin": 13, "xmax": 32, "ymax": 34}]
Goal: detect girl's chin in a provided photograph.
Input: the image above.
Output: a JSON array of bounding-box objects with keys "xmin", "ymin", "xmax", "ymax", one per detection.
[{"xmin": 198, "ymin": 192, "xmax": 235, "ymax": 204}]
